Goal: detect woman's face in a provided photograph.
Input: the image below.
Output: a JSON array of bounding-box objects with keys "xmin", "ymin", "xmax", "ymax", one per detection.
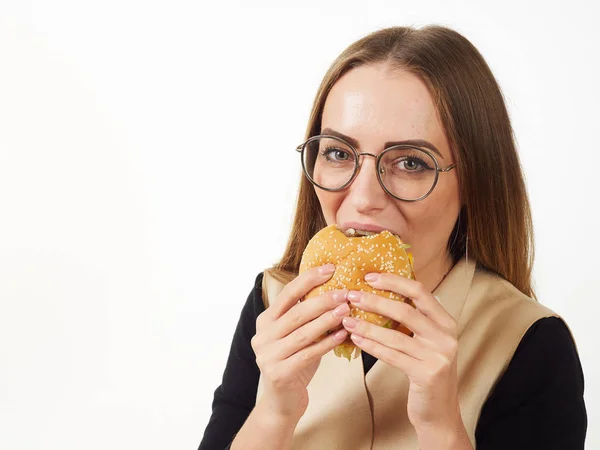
[{"xmin": 316, "ymin": 64, "xmax": 461, "ymax": 280}]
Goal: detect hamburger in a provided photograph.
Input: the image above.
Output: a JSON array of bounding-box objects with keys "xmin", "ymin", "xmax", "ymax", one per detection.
[{"xmin": 299, "ymin": 224, "xmax": 416, "ymax": 361}]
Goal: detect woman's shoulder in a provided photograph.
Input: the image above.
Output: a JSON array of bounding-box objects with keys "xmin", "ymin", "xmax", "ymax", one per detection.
[
  {"xmin": 470, "ymin": 266, "xmax": 586, "ymax": 432},
  {"xmin": 476, "ymin": 315, "xmax": 587, "ymax": 446},
  {"xmin": 260, "ymin": 268, "xmax": 296, "ymax": 308},
  {"xmin": 253, "ymin": 271, "xmax": 265, "ymax": 290},
  {"xmin": 470, "ymin": 263, "xmax": 557, "ymax": 319},
  {"xmin": 514, "ymin": 316, "xmax": 583, "ymax": 376},
  {"xmin": 495, "ymin": 316, "xmax": 584, "ymax": 403},
  {"xmin": 233, "ymin": 271, "xmax": 267, "ymax": 322}
]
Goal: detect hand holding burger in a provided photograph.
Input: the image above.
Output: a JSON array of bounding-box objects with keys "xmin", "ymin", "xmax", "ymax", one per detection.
[{"xmin": 299, "ymin": 224, "xmax": 416, "ymax": 360}]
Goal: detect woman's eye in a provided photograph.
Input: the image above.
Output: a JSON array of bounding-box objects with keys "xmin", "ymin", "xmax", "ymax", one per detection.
[
  {"xmin": 323, "ymin": 148, "xmax": 352, "ymax": 161},
  {"xmin": 397, "ymin": 158, "xmax": 423, "ymax": 171}
]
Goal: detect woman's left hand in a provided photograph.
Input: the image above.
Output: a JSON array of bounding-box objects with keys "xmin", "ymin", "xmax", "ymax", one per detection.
[{"xmin": 342, "ymin": 272, "xmax": 467, "ymax": 439}]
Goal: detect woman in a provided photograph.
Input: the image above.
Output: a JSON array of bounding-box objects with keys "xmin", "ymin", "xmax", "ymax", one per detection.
[{"xmin": 199, "ymin": 25, "xmax": 587, "ymax": 449}]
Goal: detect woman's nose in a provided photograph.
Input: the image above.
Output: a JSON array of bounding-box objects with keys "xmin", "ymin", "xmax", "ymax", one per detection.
[{"xmin": 346, "ymin": 156, "xmax": 388, "ymax": 212}]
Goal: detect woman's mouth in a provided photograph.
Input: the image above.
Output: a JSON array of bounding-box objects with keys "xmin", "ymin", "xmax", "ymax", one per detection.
[{"xmin": 341, "ymin": 227, "xmax": 378, "ymax": 237}]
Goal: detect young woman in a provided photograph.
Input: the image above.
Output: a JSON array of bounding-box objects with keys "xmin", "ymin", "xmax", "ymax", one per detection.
[{"xmin": 199, "ymin": 25, "xmax": 587, "ymax": 449}]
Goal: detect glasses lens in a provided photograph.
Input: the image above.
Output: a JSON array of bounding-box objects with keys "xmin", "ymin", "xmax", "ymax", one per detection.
[
  {"xmin": 379, "ymin": 147, "xmax": 437, "ymax": 200},
  {"xmin": 302, "ymin": 137, "xmax": 356, "ymax": 189}
]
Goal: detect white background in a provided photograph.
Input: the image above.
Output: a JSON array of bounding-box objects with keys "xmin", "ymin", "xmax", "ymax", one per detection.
[{"xmin": 0, "ymin": 1, "xmax": 598, "ymax": 448}]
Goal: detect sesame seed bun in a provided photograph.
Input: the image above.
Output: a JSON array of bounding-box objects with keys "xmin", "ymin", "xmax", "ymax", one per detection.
[{"xmin": 299, "ymin": 224, "xmax": 416, "ymax": 361}]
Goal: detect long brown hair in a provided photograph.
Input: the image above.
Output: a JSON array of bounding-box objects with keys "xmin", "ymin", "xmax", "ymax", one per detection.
[{"xmin": 263, "ymin": 25, "xmax": 536, "ymax": 300}]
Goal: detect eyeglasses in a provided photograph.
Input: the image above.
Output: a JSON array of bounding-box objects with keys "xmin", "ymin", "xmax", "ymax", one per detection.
[{"xmin": 296, "ymin": 135, "xmax": 456, "ymax": 202}]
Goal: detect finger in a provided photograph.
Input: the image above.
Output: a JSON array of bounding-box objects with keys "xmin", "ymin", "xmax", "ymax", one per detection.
[
  {"xmin": 349, "ymin": 333, "xmax": 418, "ymax": 376},
  {"xmin": 279, "ymin": 327, "xmax": 349, "ymax": 374},
  {"xmin": 363, "ymin": 273, "xmax": 456, "ymax": 333},
  {"xmin": 268, "ymin": 264, "xmax": 336, "ymax": 321},
  {"xmin": 348, "ymin": 290, "xmax": 433, "ymax": 338},
  {"xmin": 341, "ymin": 316, "xmax": 429, "ymax": 361},
  {"xmin": 272, "ymin": 289, "xmax": 349, "ymax": 340},
  {"xmin": 276, "ymin": 302, "xmax": 350, "ymax": 359},
  {"xmin": 253, "ymin": 289, "xmax": 347, "ymax": 354}
]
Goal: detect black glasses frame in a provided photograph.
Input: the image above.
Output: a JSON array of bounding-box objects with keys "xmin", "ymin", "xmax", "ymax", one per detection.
[{"xmin": 296, "ymin": 134, "xmax": 457, "ymax": 202}]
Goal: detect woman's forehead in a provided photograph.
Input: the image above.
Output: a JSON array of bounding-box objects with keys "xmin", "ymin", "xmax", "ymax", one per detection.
[{"xmin": 322, "ymin": 65, "xmax": 449, "ymax": 157}]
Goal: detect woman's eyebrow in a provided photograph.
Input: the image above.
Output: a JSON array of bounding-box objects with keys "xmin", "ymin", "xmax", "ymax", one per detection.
[{"xmin": 320, "ymin": 127, "xmax": 444, "ymax": 159}]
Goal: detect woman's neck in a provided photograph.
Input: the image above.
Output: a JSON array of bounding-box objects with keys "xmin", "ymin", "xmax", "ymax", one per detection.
[{"xmin": 416, "ymin": 251, "xmax": 454, "ymax": 294}]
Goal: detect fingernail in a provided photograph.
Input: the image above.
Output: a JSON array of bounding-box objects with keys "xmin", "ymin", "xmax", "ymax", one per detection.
[
  {"xmin": 347, "ymin": 290, "xmax": 362, "ymax": 302},
  {"xmin": 342, "ymin": 316, "xmax": 358, "ymax": 329},
  {"xmin": 319, "ymin": 264, "xmax": 335, "ymax": 275},
  {"xmin": 350, "ymin": 334, "xmax": 363, "ymax": 343},
  {"xmin": 332, "ymin": 290, "xmax": 349, "ymax": 303},
  {"xmin": 333, "ymin": 329, "xmax": 347, "ymax": 340},
  {"xmin": 434, "ymin": 295, "xmax": 441, "ymax": 303},
  {"xmin": 333, "ymin": 303, "xmax": 350, "ymax": 317},
  {"xmin": 365, "ymin": 273, "xmax": 379, "ymax": 282}
]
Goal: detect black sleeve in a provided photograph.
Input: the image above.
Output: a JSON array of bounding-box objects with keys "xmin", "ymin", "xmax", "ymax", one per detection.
[
  {"xmin": 475, "ymin": 316, "xmax": 587, "ymax": 449},
  {"xmin": 198, "ymin": 272, "xmax": 266, "ymax": 450}
]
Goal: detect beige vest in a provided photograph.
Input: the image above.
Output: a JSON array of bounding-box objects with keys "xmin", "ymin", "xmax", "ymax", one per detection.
[{"xmin": 257, "ymin": 257, "xmax": 558, "ymax": 449}]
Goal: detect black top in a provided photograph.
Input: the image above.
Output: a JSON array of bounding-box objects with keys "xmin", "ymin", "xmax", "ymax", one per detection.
[{"xmin": 199, "ymin": 273, "xmax": 587, "ymax": 450}]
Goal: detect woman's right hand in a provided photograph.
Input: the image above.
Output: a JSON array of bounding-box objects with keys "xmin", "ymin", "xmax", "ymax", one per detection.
[{"xmin": 251, "ymin": 263, "xmax": 350, "ymax": 422}]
